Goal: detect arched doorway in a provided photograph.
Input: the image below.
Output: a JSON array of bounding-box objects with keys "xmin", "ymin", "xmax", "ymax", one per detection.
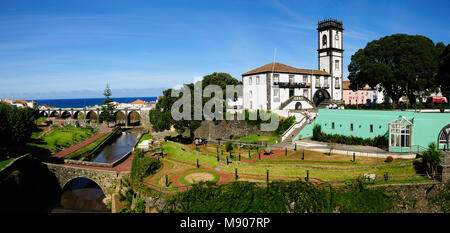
[
  {"xmin": 295, "ymin": 102, "xmax": 302, "ymax": 110},
  {"xmin": 313, "ymin": 89, "xmax": 330, "ymax": 106},
  {"xmin": 115, "ymin": 111, "xmax": 126, "ymax": 126},
  {"xmin": 59, "ymin": 177, "xmax": 108, "ymax": 212},
  {"xmin": 128, "ymin": 111, "xmax": 141, "ymax": 126},
  {"xmin": 438, "ymin": 124, "xmax": 450, "ymax": 150}
]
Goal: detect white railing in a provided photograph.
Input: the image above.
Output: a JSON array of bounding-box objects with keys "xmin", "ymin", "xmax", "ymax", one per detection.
[{"xmin": 281, "ymin": 116, "xmax": 306, "ymax": 142}]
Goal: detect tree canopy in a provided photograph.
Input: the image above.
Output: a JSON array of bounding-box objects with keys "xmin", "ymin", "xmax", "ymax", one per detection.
[
  {"xmin": 437, "ymin": 44, "xmax": 450, "ymax": 102},
  {"xmin": 0, "ymin": 102, "xmax": 37, "ymax": 159},
  {"xmin": 149, "ymin": 72, "xmax": 241, "ymax": 138},
  {"xmin": 348, "ymin": 34, "xmax": 444, "ymax": 104}
]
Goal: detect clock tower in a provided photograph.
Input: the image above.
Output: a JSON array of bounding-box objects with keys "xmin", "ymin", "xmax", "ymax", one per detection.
[{"xmin": 317, "ymin": 18, "xmax": 344, "ymax": 102}]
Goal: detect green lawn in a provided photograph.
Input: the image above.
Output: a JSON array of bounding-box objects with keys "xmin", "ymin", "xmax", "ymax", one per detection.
[
  {"xmin": 29, "ymin": 126, "xmax": 96, "ymax": 153},
  {"xmin": 220, "ymin": 162, "xmax": 419, "ymax": 182},
  {"xmin": 163, "ymin": 141, "xmax": 220, "ymax": 168},
  {"xmin": 0, "ymin": 157, "xmax": 15, "ymax": 169},
  {"xmin": 234, "ymin": 134, "xmax": 278, "ymax": 144}
]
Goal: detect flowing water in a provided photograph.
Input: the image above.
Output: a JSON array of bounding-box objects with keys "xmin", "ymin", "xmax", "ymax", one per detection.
[{"xmin": 52, "ymin": 131, "xmax": 140, "ymax": 212}]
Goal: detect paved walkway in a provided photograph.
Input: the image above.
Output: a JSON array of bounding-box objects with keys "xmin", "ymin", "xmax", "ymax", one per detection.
[{"xmin": 52, "ymin": 127, "xmax": 112, "ymax": 158}]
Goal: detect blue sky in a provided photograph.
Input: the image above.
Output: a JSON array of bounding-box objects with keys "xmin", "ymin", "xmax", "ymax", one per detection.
[{"xmin": 1, "ymin": 0, "xmax": 449, "ymax": 99}]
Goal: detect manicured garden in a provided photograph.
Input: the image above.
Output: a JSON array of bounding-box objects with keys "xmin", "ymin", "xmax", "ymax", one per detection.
[{"xmin": 140, "ymin": 140, "xmax": 434, "ymax": 195}]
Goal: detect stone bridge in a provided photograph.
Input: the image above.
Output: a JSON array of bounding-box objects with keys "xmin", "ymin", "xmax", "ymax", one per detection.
[
  {"xmin": 39, "ymin": 106, "xmax": 151, "ymax": 126},
  {"xmin": 45, "ymin": 163, "xmax": 121, "ymax": 195}
]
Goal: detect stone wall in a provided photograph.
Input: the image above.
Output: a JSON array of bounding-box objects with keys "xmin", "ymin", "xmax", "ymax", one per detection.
[
  {"xmin": 383, "ymin": 183, "xmax": 445, "ymax": 213},
  {"xmin": 194, "ymin": 120, "xmax": 273, "ymax": 140}
]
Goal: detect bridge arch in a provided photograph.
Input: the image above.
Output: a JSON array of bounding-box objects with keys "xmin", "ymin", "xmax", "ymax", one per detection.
[
  {"xmin": 39, "ymin": 111, "xmax": 49, "ymax": 117},
  {"xmin": 115, "ymin": 111, "xmax": 126, "ymax": 126},
  {"xmin": 127, "ymin": 110, "xmax": 141, "ymax": 126},
  {"xmin": 86, "ymin": 111, "xmax": 98, "ymax": 123},
  {"xmin": 61, "ymin": 111, "xmax": 72, "ymax": 119},
  {"xmin": 50, "ymin": 111, "xmax": 60, "ymax": 118},
  {"xmin": 62, "ymin": 177, "xmax": 106, "ymax": 196}
]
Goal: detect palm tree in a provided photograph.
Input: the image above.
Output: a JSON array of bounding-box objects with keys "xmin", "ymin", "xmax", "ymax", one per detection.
[{"xmin": 421, "ymin": 142, "xmax": 443, "ymax": 178}]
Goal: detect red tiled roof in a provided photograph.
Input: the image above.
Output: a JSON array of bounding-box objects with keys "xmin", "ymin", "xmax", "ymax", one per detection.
[
  {"xmin": 15, "ymin": 100, "xmax": 31, "ymax": 104},
  {"xmin": 242, "ymin": 62, "xmax": 330, "ymax": 76},
  {"xmin": 130, "ymin": 99, "xmax": 146, "ymax": 104}
]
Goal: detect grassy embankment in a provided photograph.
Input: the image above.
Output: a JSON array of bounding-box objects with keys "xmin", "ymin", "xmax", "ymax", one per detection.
[{"xmin": 29, "ymin": 126, "xmax": 97, "ymax": 153}]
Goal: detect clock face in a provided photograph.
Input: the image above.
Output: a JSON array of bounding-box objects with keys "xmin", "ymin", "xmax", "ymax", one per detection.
[{"xmin": 335, "ymin": 34, "xmax": 339, "ymax": 40}]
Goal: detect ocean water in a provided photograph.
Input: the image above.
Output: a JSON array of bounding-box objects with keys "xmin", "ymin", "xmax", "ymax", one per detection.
[{"xmin": 30, "ymin": 97, "xmax": 157, "ymax": 108}]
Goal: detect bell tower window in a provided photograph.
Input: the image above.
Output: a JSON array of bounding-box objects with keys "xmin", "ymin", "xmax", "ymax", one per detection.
[{"xmin": 322, "ymin": 34, "xmax": 327, "ymax": 47}]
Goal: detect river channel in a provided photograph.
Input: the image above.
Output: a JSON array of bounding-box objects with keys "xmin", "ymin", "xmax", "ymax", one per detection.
[{"xmin": 52, "ymin": 131, "xmax": 140, "ymax": 212}]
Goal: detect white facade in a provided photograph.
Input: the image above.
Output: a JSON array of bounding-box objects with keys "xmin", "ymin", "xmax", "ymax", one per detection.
[{"xmin": 243, "ymin": 72, "xmax": 331, "ymax": 111}]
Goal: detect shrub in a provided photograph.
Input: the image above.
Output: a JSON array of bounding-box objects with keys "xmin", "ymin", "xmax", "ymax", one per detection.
[
  {"xmin": 225, "ymin": 141, "xmax": 233, "ymax": 152},
  {"xmin": 312, "ymin": 124, "xmax": 387, "ymax": 148},
  {"xmin": 384, "ymin": 156, "xmax": 393, "ymax": 163}
]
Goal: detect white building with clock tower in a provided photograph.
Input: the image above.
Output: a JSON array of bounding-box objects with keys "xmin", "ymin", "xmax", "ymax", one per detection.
[{"xmin": 240, "ymin": 18, "xmax": 344, "ymax": 116}]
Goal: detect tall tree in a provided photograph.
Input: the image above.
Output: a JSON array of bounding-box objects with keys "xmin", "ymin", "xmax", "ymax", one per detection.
[
  {"xmin": 348, "ymin": 34, "xmax": 440, "ymax": 104},
  {"xmin": 437, "ymin": 44, "xmax": 450, "ymax": 104},
  {"xmin": 149, "ymin": 72, "xmax": 240, "ymax": 138},
  {"xmin": 99, "ymin": 84, "xmax": 116, "ymax": 127}
]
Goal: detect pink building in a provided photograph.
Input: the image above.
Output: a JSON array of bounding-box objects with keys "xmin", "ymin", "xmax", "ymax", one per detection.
[{"xmin": 342, "ymin": 81, "xmax": 379, "ymax": 105}]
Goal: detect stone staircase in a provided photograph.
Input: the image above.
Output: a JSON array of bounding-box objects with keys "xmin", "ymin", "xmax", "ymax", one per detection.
[{"xmin": 279, "ymin": 110, "xmax": 318, "ymax": 145}]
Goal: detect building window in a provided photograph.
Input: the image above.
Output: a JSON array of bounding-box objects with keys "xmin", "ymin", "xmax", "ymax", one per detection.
[
  {"xmin": 322, "ymin": 34, "xmax": 327, "ymax": 47},
  {"xmin": 324, "ymin": 77, "xmax": 329, "ymax": 88},
  {"xmin": 273, "ymin": 74, "xmax": 279, "ymax": 83},
  {"xmin": 332, "ymin": 122, "xmax": 335, "ymax": 130},
  {"xmin": 273, "ymin": 88, "xmax": 280, "ymax": 102},
  {"xmin": 335, "ymin": 32, "xmax": 339, "ymax": 47},
  {"xmin": 249, "ymin": 77, "xmax": 252, "ymax": 85},
  {"xmin": 289, "ymin": 75, "xmax": 294, "ymax": 84},
  {"xmin": 256, "ymin": 76, "xmax": 260, "ymax": 85},
  {"xmin": 370, "ymin": 124, "xmax": 373, "ymax": 133},
  {"xmin": 315, "ymin": 76, "xmax": 320, "ymax": 87},
  {"xmin": 303, "ymin": 90, "xmax": 308, "ymax": 97},
  {"xmin": 249, "ymin": 101, "xmax": 252, "ymax": 110},
  {"xmin": 389, "ymin": 118, "xmax": 412, "ymax": 148},
  {"xmin": 335, "ymin": 78, "xmax": 340, "ymax": 89},
  {"xmin": 350, "ymin": 123, "xmax": 353, "ymax": 131},
  {"xmin": 303, "ymin": 75, "xmax": 308, "ymax": 83},
  {"xmin": 335, "ymin": 60, "xmax": 339, "ymax": 71}
]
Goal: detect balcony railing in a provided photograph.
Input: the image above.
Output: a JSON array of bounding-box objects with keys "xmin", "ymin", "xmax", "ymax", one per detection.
[{"xmin": 274, "ymin": 82, "xmax": 310, "ymax": 88}]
